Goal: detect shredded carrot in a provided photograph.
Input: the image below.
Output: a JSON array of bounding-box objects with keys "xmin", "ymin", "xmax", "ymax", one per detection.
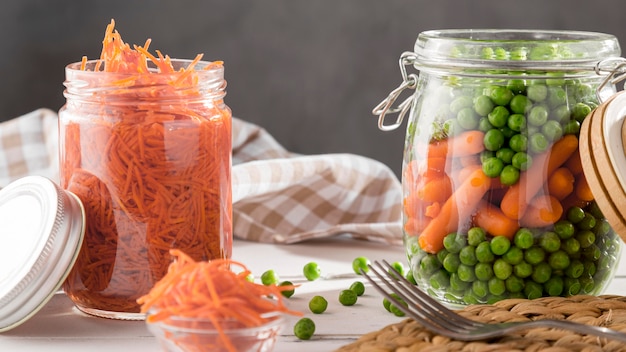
[
  {"xmin": 61, "ymin": 19, "xmax": 232, "ymax": 313},
  {"xmin": 137, "ymin": 250, "xmax": 302, "ymax": 352}
]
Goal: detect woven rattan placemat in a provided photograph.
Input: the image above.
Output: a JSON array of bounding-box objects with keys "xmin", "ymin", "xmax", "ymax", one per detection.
[{"xmin": 336, "ymin": 295, "xmax": 626, "ymax": 352}]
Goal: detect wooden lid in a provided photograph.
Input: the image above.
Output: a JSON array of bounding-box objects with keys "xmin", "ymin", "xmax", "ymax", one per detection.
[{"xmin": 580, "ymin": 90, "xmax": 626, "ymax": 242}]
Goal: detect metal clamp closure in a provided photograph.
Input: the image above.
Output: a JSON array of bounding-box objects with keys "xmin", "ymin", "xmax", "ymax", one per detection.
[
  {"xmin": 372, "ymin": 51, "xmax": 419, "ymax": 131},
  {"xmin": 595, "ymin": 57, "xmax": 626, "ymax": 102}
]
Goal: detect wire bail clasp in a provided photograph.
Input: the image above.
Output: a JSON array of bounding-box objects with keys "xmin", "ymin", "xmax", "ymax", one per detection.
[
  {"xmin": 595, "ymin": 57, "xmax": 626, "ymax": 102},
  {"xmin": 372, "ymin": 51, "xmax": 419, "ymax": 131}
]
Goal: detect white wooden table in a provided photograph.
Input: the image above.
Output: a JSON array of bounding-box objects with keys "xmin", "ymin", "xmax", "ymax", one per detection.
[{"xmin": 1, "ymin": 236, "xmax": 625, "ymax": 352}]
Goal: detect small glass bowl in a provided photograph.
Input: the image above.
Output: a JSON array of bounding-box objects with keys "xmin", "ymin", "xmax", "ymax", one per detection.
[{"xmin": 146, "ymin": 313, "xmax": 284, "ymax": 352}]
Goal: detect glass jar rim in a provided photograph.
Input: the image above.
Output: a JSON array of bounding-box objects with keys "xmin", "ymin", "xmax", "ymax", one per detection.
[{"xmin": 413, "ymin": 29, "xmax": 622, "ymax": 75}]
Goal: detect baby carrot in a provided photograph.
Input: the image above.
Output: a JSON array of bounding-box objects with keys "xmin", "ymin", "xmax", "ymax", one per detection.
[
  {"xmin": 575, "ymin": 174, "xmax": 594, "ymax": 201},
  {"xmin": 418, "ymin": 167, "xmax": 491, "ymax": 254},
  {"xmin": 404, "ymin": 216, "xmax": 431, "ymax": 236},
  {"xmin": 548, "ymin": 167, "xmax": 575, "ymax": 200},
  {"xmin": 473, "ymin": 200, "xmax": 519, "ymax": 239},
  {"xmin": 418, "ymin": 175, "xmax": 452, "ymax": 203},
  {"xmin": 500, "ymin": 135, "xmax": 578, "ymax": 220},
  {"xmin": 415, "ymin": 130, "xmax": 485, "ymax": 159},
  {"xmin": 519, "ymin": 195, "xmax": 563, "ymax": 228},
  {"xmin": 564, "ymin": 150, "xmax": 584, "ymax": 175}
]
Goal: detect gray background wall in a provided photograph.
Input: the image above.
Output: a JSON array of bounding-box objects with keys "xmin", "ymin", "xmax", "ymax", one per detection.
[{"xmin": 2, "ymin": 0, "xmax": 625, "ymax": 176}]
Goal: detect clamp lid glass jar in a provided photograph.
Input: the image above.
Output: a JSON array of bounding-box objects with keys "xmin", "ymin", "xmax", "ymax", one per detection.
[{"xmin": 376, "ymin": 29, "xmax": 623, "ymax": 306}]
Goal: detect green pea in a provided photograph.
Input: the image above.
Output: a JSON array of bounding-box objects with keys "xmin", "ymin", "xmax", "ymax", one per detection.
[
  {"xmin": 474, "ymin": 95, "xmax": 495, "ymax": 116},
  {"xmin": 593, "ymin": 218, "xmax": 611, "ymax": 237},
  {"xmin": 443, "ymin": 232, "xmax": 466, "ymax": 253},
  {"xmin": 513, "ymin": 261, "xmax": 533, "ymax": 278},
  {"xmin": 539, "ymin": 232, "xmax": 561, "ymax": 253},
  {"xmin": 474, "ymin": 262, "xmax": 495, "ymax": 281},
  {"xmin": 449, "ymin": 95, "xmax": 473, "ymax": 114},
  {"xmin": 443, "ymin": 253, "xmax": 461, "ymax": 273},
  {"xmin": 436, "ymin": 249, "xmax": 449, "ymax": 265},
  {"xmin": 564, "ymin": 277, "xmax": 581, "ymax": 296},
  {"xmin": 459, "ymin": 246, "xmax": 478, "ymax": 266},
  {"xmin": 488, "ymin": 106, "xmax": 510, "ymax": 128},
  {"xmin": 502, "ymin": 246, "xmax": 524, "ymax": 265},
  {"xmin": 541, "ymin": 120, "xmax": 564, "ymax": 141},
  {"xmin": 429, "ymin": 269, "xmax": 450, "ymax": 289},
  {"xmin": 338, "ymin": 289, "xmax": 358, "ymax": 306},
  {"xmin": 544, "ymin": 276, "xmax": 564, "ymax": 296},
  {"xmin": 478, "ymin": 117, "xmax": 494, "ymax": 132},
  {"xmin": 565, "ymin": 259, "xmax": 584, "ymax": 279},
  {"xmin": 582, "ymin": 244, "xmax": 601, "ymax": 261},
  {"xmin": 524, "ymin": 281, "xmax": 544, "ymax": 299},
  {"xmin": 507, "ymin": 79, "xmax": 526, "ymax": 94},
  {"xmin": 554, "ymin": 220, "xmax": 575, "ymax": 239},
  {"xmin": 482, "ymin": 157, "xmax": 504, "ymax": 178},
  {"xmin": 468, "ymin": 227, "xmax": 487, "ymax": 246},
  {"xmin": 583, "ymin": 261, "xmax": 597, "ymax": 276},
  {"xmin": 567, "ymin": 206, "xmax": 586, "ymax": 224},
  {"xmin": 350, "ymin": 281, "xmax": 366, "ymax": 296},
  {"xmin": 472, "ymin": 280, "xmax": 489, "ymax": 297},
  {"xmin": 493, "ymin": 259, "xmax": 513, "ymax": 280},
  {"xmin": 352, "ymin": 256, "xmax": 370, "ymax": 275},
  {"xmin": 480, "ymin": 150, "xmax": 495, "ymax": 163},
  {"xmin": 547, "ymin": 87, "xmax": 567, "ymax": 107},
  {"xmin": 309, "ymin": 295, "xmax": 328, "ymax": 314},
  {"xmin": 261, "ymin": 269, "xmax": 280, "ymax": 285},
  {"xmin": 405, "ymin": 269, "xmax": 417, "ymax": 285},
  {"xmin": 509, "ymin": 134, "xmax": 528, "ymax": 153},
  {"xmin": 389, "ymin": 301, "xmax": 407, "ymax": 317},
  {"xmin": 545, "ymin": 72, "xmax": 566, "ymax": 86},
  {"xmin": 382, "ymin": 293, "xmax": 401, "ymax": 312},
  {"xmin": 476, "ymin": 241, "xmax": 495, "ymax": 263},
  {"xmin": 500, "ymin": 165, "xmax": 520, "ymax": 186},
  {"xmin": 443, "ymin": 119, "xmax": 462, "ymax": 137},
  {"xmin": 483, "ymin": 129, "xmax": 505, "ymax": 151},
  {"xmin": 562, "ymin": 238, "xmax": 581, "ymax": 256},
  {"xmin": 496, "ymin": 148, "xmax": 515, "ymax": 164},
  {"xmin": 488, "ymin": 277, "xmax": 506, "ymax": 296},
  {"xmin": 551, "ymin": 105, "xmax": 571, "ymax": 123},
  {"xmin": 514, "ymin": 228, "xmax": 535, "ymax": 249},
  {"xmin": 457, "ymin": 264, "xmax": 476, "ymax": 282},
  {"xmin": 505, "ymin": 275, "xmax": 525, "ymax": 293},
  {"xmin": 532, "ymin": 262, "xmax": 553, "ymax": 284},
  {"xmin": 529, "ymin": 45, "xmax": 557, "ymax": 60},
  {"xmin": 575, "ymin": 84, "xmax": 593, "ymax": 101},
  {"xmin": 419, "ymin": 255, "xmax": 441, "ymax": 275},
  {"xmin": 511, "ymin": 151, "xmax": 531, "ymax": 171},
  {"xmin": 489, "ymin": 86, "xmax": 514, "ymax": 106},
  {"xmin": 279, "ymin": 281, "xmax": 295, "ymax": 298},
  {"xmin": 563, "ymin": 120, "xmax": 581, "ymax": 135},
  {"xmin": 548, "ymin": 250, "xmax": 571, "ymax": 270},
  {"xmin": 578, "ymin": 213, "xmax": 597, "ymax": 231},
  {"xmin": 490, "ymin": 236, "xmax": 511, "ymax": 256},
  {"xmin": 449, "ymin": 273, "xmax": 470, "ymax": 291},
  {"xmin": 529, "ymin": 132, "xmax": 549, "ymax": 153},
  {"xmin": 572, "ymin": 102, "xmax": 591, "ymax": 122},
  {"xmin": 527, "ymin": 84, "xmax": 548, "ymax": 102},
  {"xmin": 510, "ymin": 94, "xmax": 532, "ymax": 114},
  {"xmin": 507, "ymin": 114, "xmax": 527, "ymax": 132},
  {"xmin": 457, "ymin": 107, "xmax": 479, "ymax": 130},
  {"xmin": 576, "ymin": 230, "xmax": 596, "ymax": 249},
  {"xmin": 293, "ymin": 317, "xmax": 316, "ymax": 340},
  {"xmin": 528, "ymin": 105, "xmax": 549, "ymax": 127},
  {"xmin": 524, "ymin": 247, "xmax": 546, "ymax": 265},
  {"xmin": 389, "ymin": 261, "xmax": 405, "ymax": 277},
  {"xmin": 303, "ymin": 262, "xmax": 321, "ymax": 281}
]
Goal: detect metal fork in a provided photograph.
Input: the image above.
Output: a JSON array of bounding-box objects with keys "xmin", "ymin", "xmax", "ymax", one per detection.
[{"xmin": 362, "ymin": 260, "xmax": 626, "ymax": 342}]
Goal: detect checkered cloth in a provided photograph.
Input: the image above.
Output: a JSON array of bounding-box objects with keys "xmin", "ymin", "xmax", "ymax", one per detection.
[{"xmin": 0, "ymin": 109, "xmax": 403, "ymax": 244}]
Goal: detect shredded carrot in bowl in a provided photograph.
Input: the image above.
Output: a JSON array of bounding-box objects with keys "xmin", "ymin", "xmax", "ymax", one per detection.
[{"xmin": 139, "ymin": 250, "xmax": 302, "ymax": 352}]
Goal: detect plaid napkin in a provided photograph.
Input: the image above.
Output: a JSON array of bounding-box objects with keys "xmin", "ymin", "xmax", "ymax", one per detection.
[{"xmin": 0, "ymin": 109, "xmax": 403, "ymax": 245}]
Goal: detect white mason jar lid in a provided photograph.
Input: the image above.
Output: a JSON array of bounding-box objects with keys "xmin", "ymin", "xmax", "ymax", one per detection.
[{"xmin": 0, "ymin": 176, "xmax": 85, "ymax": 332}]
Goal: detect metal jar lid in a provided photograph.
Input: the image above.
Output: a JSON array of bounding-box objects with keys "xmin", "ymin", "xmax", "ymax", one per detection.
[
  {"xmin": 0, "ymin": 176, "xmax": 85, "ymax": 332},
  {"xmin": 580, "ymin": 90, "xmax": 626, "ymax": 241}
]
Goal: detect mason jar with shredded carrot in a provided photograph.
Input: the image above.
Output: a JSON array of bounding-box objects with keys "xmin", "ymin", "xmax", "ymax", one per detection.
[{"xmin": 59, "ymin": 20, "xmax": 232, "ymax": 319}]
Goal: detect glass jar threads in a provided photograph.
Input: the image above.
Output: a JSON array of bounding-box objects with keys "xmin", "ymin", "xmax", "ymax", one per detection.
[
  {"xmin": 376, "ymin": 30, "xmax": 623, "ymax": 306},
  {"xmin": 59, "ymin": 57, "xmax": 232, "ymax": 319}
]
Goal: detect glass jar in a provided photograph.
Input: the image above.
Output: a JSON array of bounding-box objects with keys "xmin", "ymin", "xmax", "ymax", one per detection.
[
  {"xmin": 59, "ymin": 59, "xmax": 232, "ymax": 319},
  {"xmin": 376, "ymin": 30, "xmax": 623, "ymax": 306}
]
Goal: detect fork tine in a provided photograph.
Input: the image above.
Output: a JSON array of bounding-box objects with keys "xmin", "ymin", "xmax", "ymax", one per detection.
[
  {"xmin": 367, "ymin": 261, "xmax": 475, "ymax": 333},
  {"xmin": 361, "ymin": 265, "xmax": 454, "ymax": 337},
  {"xmin": 375, "ymin": 260, "xmax": 480, "ymax": 329}
]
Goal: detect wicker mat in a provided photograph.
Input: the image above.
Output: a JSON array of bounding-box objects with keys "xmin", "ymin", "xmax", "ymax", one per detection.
[{"xmin": 336, "ymin": 295, "xmax": 626, "ymax": 352}]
